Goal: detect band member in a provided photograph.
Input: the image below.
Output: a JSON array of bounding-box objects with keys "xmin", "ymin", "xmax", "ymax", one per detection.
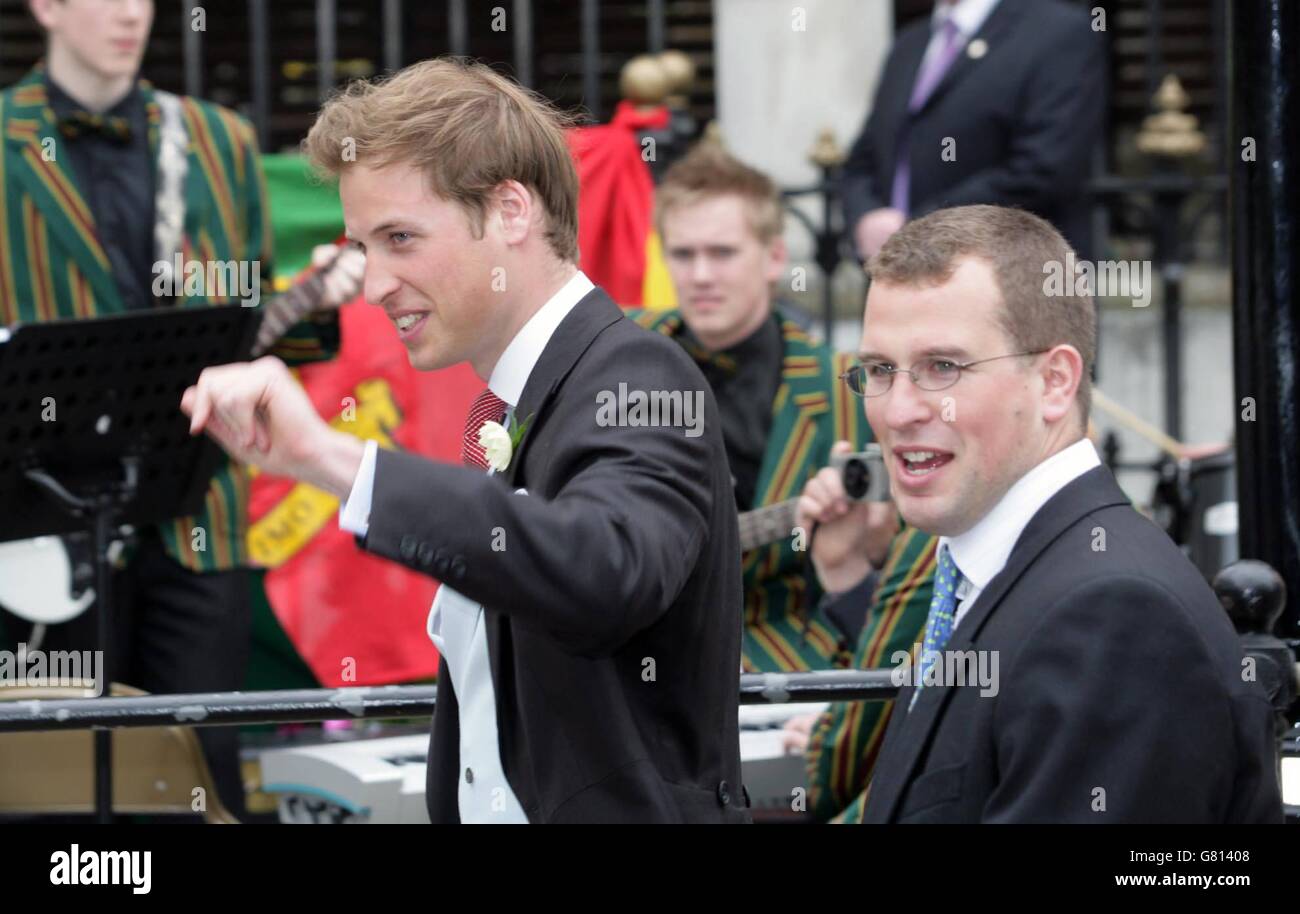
[
  {"xmin": 802, "ymin": 204, "xmax": 1282, "ymax": 822},
  {"xmin": 637, "ymin": 143, "xmax": 931, "ymax": 673},
  {"xmin": 182, "ymin": 58, "xmax": 748, "ymax": 823},
  {"xmin": 0, "ymin": 0, "xmax": 346, "ymax": 818}
]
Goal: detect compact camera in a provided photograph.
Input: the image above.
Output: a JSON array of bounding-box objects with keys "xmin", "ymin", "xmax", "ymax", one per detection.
[{"xmin": 829, "ymin": 444, "xmax": 890, "ymax": 502}]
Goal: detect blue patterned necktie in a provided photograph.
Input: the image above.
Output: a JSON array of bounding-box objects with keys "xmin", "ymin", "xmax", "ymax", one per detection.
[{"xmin": 910, "ymin": 544, "xmax": 964, "ymax": 710}]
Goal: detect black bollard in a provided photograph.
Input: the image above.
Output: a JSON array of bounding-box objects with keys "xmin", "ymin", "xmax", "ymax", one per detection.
[{"xmin": 1213, "ymin": 560, "xmax": 1297, "ymax": 735}]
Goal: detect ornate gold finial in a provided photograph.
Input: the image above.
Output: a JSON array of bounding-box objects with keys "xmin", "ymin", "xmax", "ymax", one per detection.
[
  {"xmin": 620, "ymin": 55, "xmax": 670, "ymax": 107},
  {"xmin": 808, "ymin": 127, "xmax": 845, "ymax": 168},
  {"xmin": 1135, "ymin": 74, "xmax": 1206, "ymax": 158},
  {"xmin": 657, "ymin": 50, "xmax": 695, "ymax": 107}
]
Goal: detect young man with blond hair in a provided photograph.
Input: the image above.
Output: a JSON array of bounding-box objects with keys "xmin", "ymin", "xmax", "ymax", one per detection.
[
  {"xmin": 181, "ymin": 58, "xmax": 748, "ymax": 824},
  {"xmin": 639, "ymin": 143, "xmax": 933, "ymax": 676}
]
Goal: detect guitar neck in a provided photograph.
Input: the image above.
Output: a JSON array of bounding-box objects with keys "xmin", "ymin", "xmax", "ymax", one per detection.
[
  {"xmin": 737, "ymin": 497, "xmax": 799, "ymax": 552},
  {"xmin": 251, "ymin": 267, "xmax": 331, "ymax": 358}
]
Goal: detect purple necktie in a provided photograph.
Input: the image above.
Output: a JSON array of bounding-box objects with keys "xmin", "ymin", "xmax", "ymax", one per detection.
[{"xmin": 890, "ymin": 17, "xmax": 966, "ymax": 215}]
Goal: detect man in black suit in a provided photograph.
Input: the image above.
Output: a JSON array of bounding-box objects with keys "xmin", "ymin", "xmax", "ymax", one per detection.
[
  {"xmin": 179, "ymin": 59, "xmax": 748, "ymax": 824},
  {"xmin": 799, "ymin": 204, "xmax": 1282, "ymax": 822},
  {"xmin": 843, "ymin": 0, "xmax": 1105, "ymax": 261}
]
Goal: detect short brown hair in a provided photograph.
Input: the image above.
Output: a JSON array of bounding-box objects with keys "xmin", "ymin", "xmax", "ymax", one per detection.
[
  {"xmin": 655, "ymin": 143, "xmax": 784, "ymax": 244},
  {"xmin": 303, "ymin": 58, "xmax": 580, "ymax": 263},
  {"xmin": 868, "ymin": 205, "xmax": 1096, "ymax": 423}
]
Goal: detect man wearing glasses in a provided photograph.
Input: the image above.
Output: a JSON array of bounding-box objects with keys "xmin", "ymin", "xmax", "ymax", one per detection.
[{"xmin": 797, "ymin": 204, "xmax": 1281, "ymax": 822}]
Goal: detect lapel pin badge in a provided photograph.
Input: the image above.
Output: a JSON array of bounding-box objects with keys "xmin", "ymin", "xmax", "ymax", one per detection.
[{"xmin": 967, "ymin": 39, "xmax": 988, "ymax": 59}]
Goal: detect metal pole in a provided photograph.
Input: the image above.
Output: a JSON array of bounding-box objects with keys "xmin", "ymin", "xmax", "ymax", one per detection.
[
  {"xmin": 648, "ymin": 0, "xmax": 666, "ymax": 53},
  {"xmin": 1146, "ymin": 0, "xmax": 1164, "ymax": 101},
  {"xmin": 249, "ymin": 0, "xmax": 271, "ymax": 151},
  {"xmin": 1229, "ymin": 0, "xmax": 1300, "ymax": 640},
  {"xmin": 0, "ymin": 672, "xmax": 903, "ymax": 732},
  {"xmin": 316, "ymin": 0, "xmax": 337, "ymax": 102},
  {"xmin": 582, "ymin": 0, "xmax": 601, "ymax": 120},
  {"xmin": 449, "ymin": 0, "xmax": 469, "ymax": 57},
  {"xmin": 183, "ymin": 1, "xmax": 204, "ymax": 98},
  {"xmin": 383, "ymin": 0, "xmax": 404, "ymax": 73},
  {"xmin": 92, "ymin": 509, "xmax": 113, "ymax": 823},
  {"xmin": 513, "ymin": 0, "xmax": 534, "ymax": 87},
  {"xmin": 1156, "ymin": 187, "xmax": 1183, "ymax": 441}
]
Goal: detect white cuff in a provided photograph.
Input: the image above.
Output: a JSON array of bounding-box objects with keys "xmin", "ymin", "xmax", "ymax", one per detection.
[{"xmin": 338, "ymin": 438, "xmax": 379, "ymax": 536}]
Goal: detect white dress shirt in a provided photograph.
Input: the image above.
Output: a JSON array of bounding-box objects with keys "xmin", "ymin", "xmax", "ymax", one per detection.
[
  {"xmin": 339, "ymin": 269, "xmax": 595, "ymax": 823},
  {"xmin": 921, "ymin": 0, "xmax": 1001, "ymax": 70},
  {"xmin": 942, "ymin": 438, "xmax": 1101, "ymax": 632}
]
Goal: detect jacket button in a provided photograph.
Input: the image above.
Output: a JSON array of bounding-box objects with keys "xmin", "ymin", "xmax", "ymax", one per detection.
[
  {"xmin": 450, "ymin": 557, "xmax": 466, "ymax": 580},
  {"xmin": 399, "ymin": 535, "xmax": 417, "ymax": 561},
  {"xmin": 465, "ymin": 767, "xmax": 474, "ymax": 784},
  {"xmin": 417, "ymin": 543, "xmax": 435, "ymax": 567},
  {"xmin": 716, "ymin": 780, "xmax": 731, "ymax": 807}
]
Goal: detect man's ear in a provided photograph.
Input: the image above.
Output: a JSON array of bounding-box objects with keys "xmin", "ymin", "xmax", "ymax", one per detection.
[
  {"xmin": 493, "ymin": 179, "xmax": 535, "ymax": 248},
  {"xmin": 764, "ymin": 234, "xmax": 788, "ymax": 285},
  {"xmin": 29, "ymin": 0, "xmax": 59, "ymax": 32},
  {"xmin": 1039, "ymin": 344, "xmax": 1084, "ymax": 424}
]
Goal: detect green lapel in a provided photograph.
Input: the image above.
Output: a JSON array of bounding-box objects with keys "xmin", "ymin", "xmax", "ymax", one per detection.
[
  {"xmin": 751, "ymin": 315, "xmax": 832, "ymax": 508},
  {"xmin": 631, "ymin": 308, "xmax": 833, "ymax": 507},
  {"xmin": 4, "ymin": 66, "xmax": 122, "ymax": 312}
]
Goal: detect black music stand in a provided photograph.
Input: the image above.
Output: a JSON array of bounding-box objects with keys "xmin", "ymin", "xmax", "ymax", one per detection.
[{"xmin": 0, "ymin": 305, "xmax": 259, "ymax": 822}]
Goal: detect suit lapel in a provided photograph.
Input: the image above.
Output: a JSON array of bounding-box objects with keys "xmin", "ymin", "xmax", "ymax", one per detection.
[
  {"xmin": 866, "ymin": 465, "xmax": 1131, "ymax": 822},
  {"xmin": 885, "ymin": 24, "xmax": 931, "ymax": 156},
  {"xmin": 916, "ymin": 0, "xmax": 1024, "ymax": 116},
  {"xmin": 4, "ymin": 67, "xmax": 122, "ymax": 313},
  {"xmin": 487, "ymin": 286, "xmax": 625, "ymax": 678},
  {"xmin": 504, "ymin": 287, "xmax": 624, "ymax": 490}
]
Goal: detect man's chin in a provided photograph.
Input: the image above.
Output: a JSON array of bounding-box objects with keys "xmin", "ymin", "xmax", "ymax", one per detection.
[{"xmin": 896, "ymin": 494, "xmax": 966, "ymax": 539}]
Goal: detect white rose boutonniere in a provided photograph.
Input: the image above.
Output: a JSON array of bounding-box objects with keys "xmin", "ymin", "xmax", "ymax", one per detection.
[
  {"xmin": 478, "ymin": 420, "xmax": 513, "ymax": 473},
  {"xmin": 477, "ymin": 412, "xmax": 533, "ymax": 474}
]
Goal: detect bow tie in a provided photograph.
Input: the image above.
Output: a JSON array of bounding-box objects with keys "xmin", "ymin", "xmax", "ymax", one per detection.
[
  {"xmin": 680, "ymin": 337, "xmax": 738, "ymax": 378},
  {"xmin": 57, "ymin": 110, "xmax": 132, "ymax": 144}
]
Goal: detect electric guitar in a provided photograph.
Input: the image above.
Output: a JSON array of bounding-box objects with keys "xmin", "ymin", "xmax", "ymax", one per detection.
[{"xmin": 737, "ymin": 498, "xmax": 800, "ymax": 552}]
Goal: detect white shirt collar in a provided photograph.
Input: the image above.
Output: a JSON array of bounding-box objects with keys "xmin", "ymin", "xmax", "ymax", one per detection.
[
  {"xmin": 487, "ymin": 270, "xmax": 595, "ymax": 407},
  {"xmin": 932, "ymin": 0, "xmax": 1001, "ymax": 38},
  {"xmin": 941, "ymin": 438, "xmax": 1101, "ymax": 591}
]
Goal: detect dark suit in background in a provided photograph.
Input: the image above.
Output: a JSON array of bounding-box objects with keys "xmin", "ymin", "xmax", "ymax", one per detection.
[
  {"xmin": 842, "ymin": 0, "xmax": 1107, "ymax": 259},
  {"xmin": 864, "ymin": 466, "xmax": 1283, "ymax": 823},
  {"xmin": 359, "ymin": 288, "xmax": 749, "ymax": 823}
]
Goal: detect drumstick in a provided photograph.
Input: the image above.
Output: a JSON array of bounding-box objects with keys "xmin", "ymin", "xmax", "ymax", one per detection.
[{"xmin": 1091, "ymin": 387, "xmax": 1187, "ymax": 460}]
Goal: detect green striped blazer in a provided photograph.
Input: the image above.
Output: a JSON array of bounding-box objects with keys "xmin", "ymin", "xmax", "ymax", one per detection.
[
  {"xmin": 0, "ymin": 66, "xmax": 338, "ymax": 572},
  {"xmin": 804, "ymin": 525, "xmax": 937, "ymax": 822},
  {"xmin": 632, "ymin": 307, "xmax": 894, "ymax": 671}
]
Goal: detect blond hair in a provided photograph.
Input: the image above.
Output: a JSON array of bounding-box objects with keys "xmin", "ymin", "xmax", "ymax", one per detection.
[
  {"xmin": 654, "ymin": 143, "xmax": 784, "ymax": 244},
  {"xmin": 304, "ymin": 58, "xmax": 580, "ymax": 262},
  {"xmin": 869, "ymin": 205, "xmax": 1096, "ymax": 422}
]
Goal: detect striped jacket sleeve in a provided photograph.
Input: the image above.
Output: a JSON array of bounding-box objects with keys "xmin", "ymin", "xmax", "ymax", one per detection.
[{"xmin": 804, "ymin": 525, "xmax": 937, "ymax": 822}]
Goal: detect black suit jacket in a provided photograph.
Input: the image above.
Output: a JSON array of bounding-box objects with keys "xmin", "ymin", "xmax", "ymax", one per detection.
[
  {"xmin": 359, "ymin": 287, "xmax": 749, "ymax": 823},
  {"xmin": 863, "ymin": 466, "xmax": 1283, "ymax": 823},
  {"xmin": 842, "ymin": 0, "xmax": 1106, "ymax": 258}
]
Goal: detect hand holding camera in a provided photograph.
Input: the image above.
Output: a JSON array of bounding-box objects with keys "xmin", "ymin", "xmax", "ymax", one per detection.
[{"xmin": 795, "ymin": 441, "xmax": 899, "ymax": 594}]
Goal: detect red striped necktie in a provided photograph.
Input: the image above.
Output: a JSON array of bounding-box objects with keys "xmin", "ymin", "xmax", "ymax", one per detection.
[{"xmin": 461, "ymin": 388, "xmax": 509, "ymax": 471}]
